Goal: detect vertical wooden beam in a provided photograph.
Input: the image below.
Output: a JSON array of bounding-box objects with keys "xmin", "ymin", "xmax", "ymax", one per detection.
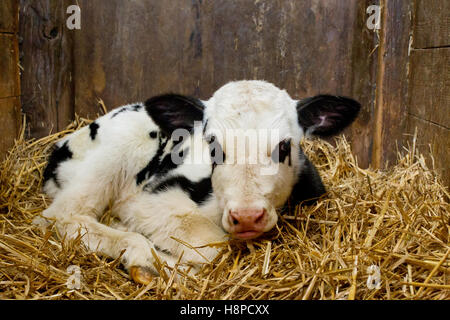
[
  {"xmin": 347, "ymin": 0, "xmax": 380, "ymax": 169},
  {"xmin": 0, "ymin": 0, "xmax": 21, "ymax": 160},
  {"xmin": 372, "ymin": 0, "xmax": 412, "ymax": 169},
  {"xmin": 19, "ymin": 0, "xmax": 74, "ymax": 138}
]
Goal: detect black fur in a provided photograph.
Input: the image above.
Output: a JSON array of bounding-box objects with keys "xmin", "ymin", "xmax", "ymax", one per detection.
[
  {"xmin": 207, "ymin": 135, "xmax": 225, "ymax": 171},
  {"xmin": 152, "ymin": 176, "xmax": 213, "ymax": 205},
  {"xmin": 145, "ymin": 94, "xmax": 204, "ymax": 136},
  {"xmin": 156, "ymin": 146, "xmax": 189, "ymax": 178},
  {"xmin": 289, "ymin": 148, "xmax": 326, "ymax": 207},
  {"xmin": 296, "ymin": 95, "xmax": 361, "ymax": 137},
  {"xmin": 89, "ymin": 122, "xmax": 100, "ymax": 140},
  {"xmin": 149, "ymin": 131, "xmax": 158, "ymax": 139},
  {"xmin": 111, "ymin": 107, "xmax": 128, "ymax": 118},
  {"xmin": 136, "ymin": 135, "xmax": 169, "ymax": 185},
  {"xmin": 43, "ymin": 141, "xmax": 73, "ymax": 187},
  {"xmin": 271, "ymin": 139, "xmax": 292, "ymax": 165},
  {"xmin": 111, "ymin": 104, "xmax": 142, "ymax": 118},
  {"xmin": 131, "ymin": 104, "xmax": 142, "ymax": 112}
]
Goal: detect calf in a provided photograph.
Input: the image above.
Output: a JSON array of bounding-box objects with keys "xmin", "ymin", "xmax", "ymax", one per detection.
[{"xmin": 36, "ymin": 80, "xmax": 360, "ymax": 284}]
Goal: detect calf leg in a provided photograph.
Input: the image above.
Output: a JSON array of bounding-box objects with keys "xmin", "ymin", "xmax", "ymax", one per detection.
[
  {"xmin": 114, "ymin": 189, "xmax": 226, "ymax": 271},
  {"xmin": 35, "ymin": 185, "xmax": 177, "ymax": 284}
]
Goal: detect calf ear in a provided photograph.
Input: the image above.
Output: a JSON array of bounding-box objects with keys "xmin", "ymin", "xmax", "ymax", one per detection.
[
  {"xmin": 296, "ymin": 95, "xmax": 361, "ymax": 137},
  {"xmin": 145, "ymin": 94, "xmax": 204, "ymax": 135}
]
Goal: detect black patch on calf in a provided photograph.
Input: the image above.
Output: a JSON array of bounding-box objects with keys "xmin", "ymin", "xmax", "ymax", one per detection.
[
  {"xmin": 111, "ymin": 107, "xmax": 128, "ymax": 118},
  {"xmin": 131, "ymin": 104, "xmax": 142, "ymax": 112},
  {"xmin": 152, "ymin": 176, "xmax": 212, "ymax": 205},
  {"xmin": 136, "ymin": 135, "xmax": 169, "ymax": 185},
  {"xmin": 43, "ymin": 141, "xmax": 73, "ymax": 187},
  {"xmin": 271, "ymin": 139, "xmax": 292, "ymax": 165},
  {"xmin": 89, "ymin": 122, "xmax": 100, "ymax": 140},
  {"xmin": 289, "ymin": 148, "xmax": 326, "ymax": 207},
  {"xmin": 207, "ymin": 135, "xmax": 225, "ymax": 171},
  {"xmin": 156, "ymin": 146, "xmax": 189, "ymax": 178},
  {"xmin": 111, "ymin": 104, "xmax": 142, "ymax": 118}
]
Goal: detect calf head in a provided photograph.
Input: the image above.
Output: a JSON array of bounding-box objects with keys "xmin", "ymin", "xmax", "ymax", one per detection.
[{"xmin": 145, "ymin": 80, "xmax": 360, "ymax": 240}]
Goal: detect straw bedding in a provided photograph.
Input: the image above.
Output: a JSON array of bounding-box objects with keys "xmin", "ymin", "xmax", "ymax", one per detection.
[{"xmin": 0, "ymin": 117, "xmax": 448, "ymax": 300}]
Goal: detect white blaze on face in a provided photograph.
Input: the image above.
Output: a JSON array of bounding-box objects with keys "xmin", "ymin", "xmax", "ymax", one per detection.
[{"xmin": 203, "ymin": 80, "xmax": 303, "ymax": 239}]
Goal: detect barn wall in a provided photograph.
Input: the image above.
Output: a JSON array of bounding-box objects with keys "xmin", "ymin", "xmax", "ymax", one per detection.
[
  {"xmin": 405, "ymin": 0, "xmax": 449, "ymax": 186},
  {"xmin": 0, "ymin": 0, "xmax": 21, "ymax": 160},
  {"xmin": 16, "ymin": 0, "xmax": 450, "ymax": 185}
]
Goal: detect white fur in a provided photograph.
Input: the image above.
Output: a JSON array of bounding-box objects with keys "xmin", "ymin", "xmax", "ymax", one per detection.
[
  {"xmin": 203, "ymin": 80, "xmax": 304, "ymax": 234},
  {"xmin": 37, "ymin": 104, "xmax": 225, "ymax": 275}
]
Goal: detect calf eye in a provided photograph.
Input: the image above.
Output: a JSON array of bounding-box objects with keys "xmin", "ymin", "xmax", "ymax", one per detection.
[
  {"xmin": 271, "ymin": 139, "xmax": 291, "ymax": 165},
  {"xmin": 207, "ymin": 135, "xmax": 225, "ymax": 167}
]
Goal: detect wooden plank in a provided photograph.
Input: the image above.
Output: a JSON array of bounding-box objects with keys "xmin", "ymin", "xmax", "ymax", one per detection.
[
  {"xmin": 0, "ymin": 0, "xmax": 18, "ymax": 33},
  {"xmin": 0, "ymin": 97, "xmax": 21, "ymax": 160},
  {"xmin": 405, "ymin": 116, "xmax": 450, "ymax": 187},
  {"xmin": 0, "ymin": 34, "xmax": 20, "ymax": 98},
  {"xmin": 73, "ymin": 0, "xmax": 207, "ymax": 116},
  {"xmin": 346, "ymin": 0, "xmax": 380, "ymax": 168},
  {"xmin": 72, "ymin": 0, "xmax": 374, "ymax": 166},
  {"xmin": 372, "ymin": 0, "xmax": 412, "ymax": 169},
  {"xmin": 413, "ymin": 0, "xmax": 450, "ymax": 49},
  {"xmin": 408, "ymin": 48, "xmax": 450, "ymax": 128},
  {"xmin": 19, "ymin": 0, "xmax": 74, "ymax": 138}
]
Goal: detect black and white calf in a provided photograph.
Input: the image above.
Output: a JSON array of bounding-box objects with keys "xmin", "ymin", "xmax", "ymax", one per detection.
[{"xmin": 35, "ymin": 80, "xmax": 360, "ymax": 284}]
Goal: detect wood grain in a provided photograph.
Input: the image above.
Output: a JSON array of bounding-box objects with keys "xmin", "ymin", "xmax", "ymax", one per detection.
[
  {"xmin": 0, "ymin": 0, "xmax": 18, "ymax": 33},
  {"xmin": 409, "ymin": 48, "xmax": 450, "ymax": 129},
  {"xmin": 372, "ymin": 0, "xmax": 412, "ymax": 169},
  {"xmin": 19, "ymin": 0, "xmax": 74, "ymax": 138},
  {"xmin": 413, "ymin": 0, "xmax": 450, "ymax": 49},
  {"xmin": 70, "ymin": 0, "xmax": 375, "ymax": 166},
  {"xmin": 0, "ymin": 0, "xmax": 21, "ymax": 160},
  {"xmin": 405, "ymin": 115, "xmax": 450, "ymax": 187},
  {"xmin": 0, "ymin": 98, "xmax": 21, "ymax": 161},
  {"xmin": 0, "ymin": 34, "xmax": 20, "ymax": 98}
]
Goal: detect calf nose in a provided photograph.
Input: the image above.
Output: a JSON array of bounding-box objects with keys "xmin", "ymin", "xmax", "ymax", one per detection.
[{"xmin": 229, "ymin": 208, "xmax": 267, "ymax": 231}]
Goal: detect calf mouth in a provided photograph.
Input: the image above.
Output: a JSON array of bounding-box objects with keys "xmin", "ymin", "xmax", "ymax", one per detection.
[{"xmin": 232, "ymin": 230, "xmax": 263, "ymax": 240}]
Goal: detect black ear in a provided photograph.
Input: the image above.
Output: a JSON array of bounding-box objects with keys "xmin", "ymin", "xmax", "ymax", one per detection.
[
  {"xmin": 145, "ymin": 94, "xmax": 204, "ymax": 135},
  {"xmin": 296, "ymin": 95, "xmax": 361, "ymax": 137}
]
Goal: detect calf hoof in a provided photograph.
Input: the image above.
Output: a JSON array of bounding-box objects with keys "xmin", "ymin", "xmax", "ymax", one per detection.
[{"xmin": 130, "ymin": 266, "xmax": 153, "ymax": 285}]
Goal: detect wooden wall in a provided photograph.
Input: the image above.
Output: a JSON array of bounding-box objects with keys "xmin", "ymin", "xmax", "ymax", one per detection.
[
  {"xmin": 405, "ymin": 0, "xmax": 449, "ymax": 187},
  {"xmin": 16, "ymin": 0, "xmax": 450, "ymax": 186},
  {"xmin": 0, "ymin": 0, "xmax": 21, "ymax": 160}
]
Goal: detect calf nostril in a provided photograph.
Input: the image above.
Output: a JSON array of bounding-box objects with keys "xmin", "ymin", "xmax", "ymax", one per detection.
[
  {"xmin": 233, "ymin": 218, "xmax": 239, "ymax": 225},
  {"xmin": 254, "ymin": 209, "xmax": 266, "ymax": 224},
  {"xmin": 255, "ymin": 214, "xmax": 264, "ymax": 224}
]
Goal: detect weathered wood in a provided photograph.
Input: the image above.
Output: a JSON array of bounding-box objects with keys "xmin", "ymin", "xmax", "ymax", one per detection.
[
  {"xmin": 405, "ymin": 115, "xmax": 450, "ymax": 188},
  {"xmin": 0, "ymin": 0, "xmax": 21, "ymax": 160},
  {"xmin": 19, "ymin": 0, "xmax": 74, "ymax": 138},
  {"xmin": 408, "ymin": 48, "xmax": 450, "ymax": 129},
  {"xmin": 0, "ymin": 34, "xmax": 20, "ymax": 98},
  {"xmin": 372, "ymin": 0, "xmax": 412, "ymax": 169},
  {"xmin": 0, "ymin": 0, "xmax": 18, "ymax": 33},
  {"xmin": 20, "ymin": 0, "xmax": 449, "ymax": 182},
  {"xmin": 0, "ymin": 97, "xmax": 21, "ymax": 160},
  {"xmin": 347, "ymin": 0, "xmax": 380, "ymax": 168},
  {"xmin": 71, "ymin": 0, "xmax": 374, "ymax": 166},
  {"xmin": 413, "ymin": 0, "xmax": 450, "ymax": 49}
]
